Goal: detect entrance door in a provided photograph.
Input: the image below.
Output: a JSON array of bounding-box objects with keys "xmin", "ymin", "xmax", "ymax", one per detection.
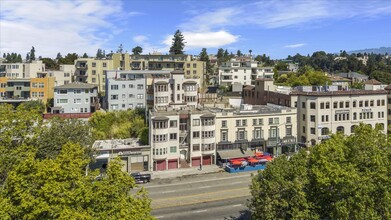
[
  {"xmin": 155, "ymin": 160, "xmax": 166, "ymax": 171},
  {"xmin": 168, "ymin": 160, "xmax": 178, "ymax": 169},
  {"xmin": 191, "ymin": 157, "xmax": 201, "ymax": 167},
  {"xmin": 202, "ymin": 156, "xmax": 211, "ymax": 165}
]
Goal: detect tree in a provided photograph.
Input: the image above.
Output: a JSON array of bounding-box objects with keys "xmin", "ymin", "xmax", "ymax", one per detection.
[
  {"xmin": 236, "ymin": 50, "xmax": 243, "ymax": 57},
  {"xmin": 199, "ymin": 48, "xmax": 213, "ymax": 74},
  {"xmin": 249, "ymin": 124, "xmax": 391, "ymax": 219},
  {"xmin": 117, "ymin": 44, "xmax": 124, "ymax": 53},
  {"xmin": 25, "ymin": 53, "xmax": 30, "ymax": 62},
  {"xmin": 2, "ymin": 53, "xmax": 5, "ymax": 58},
  {"xmin": 17, "ymin": 100, "xmax": 45, "ymax": 114},
  {"xmin": 138, "ymin": 127, "xmax": 149, "ymax": 145},
  {"xmin": 58, "ymin": 53, "xmax": 78, "ymax": 65},
  {"xmin": 216, "ymin": 48, "xmax": 225, "ymax": 66},
  {"xmin": 34, "ymin": 117, "xmax": 94, "ymax": 159},
  {"xmin": 82, "ymin": 53, "xmax": 88, "ymax": 58},
  {"xmin": 249, "ymin": 49, "xmax": 252, "ymax": 56},
  {"xmin": 56, "ymin": 52, "xmax": 63, "ymax": 60},
  {"xmin": 132, "ymin": 46, "xmax": 143, "ymax": 55},
  {"xmin": 30, "ymin": 46, "xmax": 36, "ymax": 61},
  {"xmin": 1, "ymin": 143, "xmax": 153, "ymax": 219},
  {"xmin": 96, "ymin": 49, "xmax": 104, "ymax": 59},
  {"xmin": 41, "ymin": 57, "xmax": 58, "ymax": 70},
  {"xmin": 169, "ymin": 30, "xmax": 185, "ymax": 55}
]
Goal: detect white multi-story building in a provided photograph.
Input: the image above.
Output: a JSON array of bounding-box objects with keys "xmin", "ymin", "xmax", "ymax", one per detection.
[
  {"xmin": 52, "ymin": 82, "xmax": 99, "ymax": 114},
  {"xmin": 149, "ymin": 107, "xmax": 216, "ymax": 171},
  {"xmin": 149, "ymin": 104, "xmax": 298, "ymax": 171},
  {"xmin": 243, "ymin": 79, "xmax": 388, "ymax": 146},
  {"xmin": 213, "ymin": 104, "xmax": 297, "ymax": 158},
  {"xmin": 48, "ymin": 64, "xmax": 75, "ymax": 86},
  {"xmin": 153, "ymin": 70, "xmax": 199, "ymax": 110},
  {"xmin": 0, "ymin": 61, "xmax": 45, "ymax": 78},
  {"xmin": 105, "ymin": 72, "xmax": 146, "ymax": 111},
  {"xmin": 219, "ymin": 59, "xmax": 273, "ymax": 91}
]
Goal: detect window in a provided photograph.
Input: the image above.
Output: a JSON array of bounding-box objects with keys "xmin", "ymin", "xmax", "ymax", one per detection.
[
  {"xmin": 122, "ymin": 94, "xmax": 126, "ymax": 98},
  {"xmin": 320, "ymin": 102, "xmax": 325, "ymax": 109},
  {"xmin": 310, "ymin": 102, "xmax": 316, "ymax": 109},
  {"xmin": 242, "ymin": 119, "xmax": 247, "ymax": 126},
  {"xmin": 129, "ymin": 84, "xmax": 134, "ymax": 88},
  {"xmin": 110, "ymin": 95, "xmax": 118, "ymax": 100},
  {"xmin": 186, "ymin": 63, "xmax": 190, "ymax": 68},
  {"xmin": 345, "ymin": 101, "xmax": 350, "ymax": 108},
  {"xmin": 153, "ymin": 121, "xmax": 167, "ymax": 129},
  {"xmin": 353, "ymin": 101, "xmax": 357, "ymax": 107},
  {"xmin": 74, "ymin": 98, "xmax": 81, "ymax": 104},
  {"xmin": 59, "ymin": 90, "xmax": 67, "ymax": 94},
  {"xmin": 111, "ymin": 85, "xmax": 118, "ymax": 90},
  {"xmin": 136, "ymin": 103, "xmax": 143, "ymax": 108},
  {"xmin": 303, "ymin": 126, "xmax": 305, "ymax": 133},
  {"xmin": 193, "ymin": 119, "xmax": 200, "ymax": 126},
  {"xmin": 382, "ymin": 99, "xmax": 385, "ymax": 106},
  {"xmin": 193, "ymin": 63, "xmax": 197, "ymax": 68},
  {"xmin": 193, "ymin": 144, "xmax": 200, "ymax": 151},
  {"xmin": 92, "ymin": 70, "xmax": 96, "ymax": 75},
  {"xmin": 253, "ymin": 128, "xmax": 263, "ymax": 139},
  {"xmin": 57, "ymin": 99, "xmax": 68, "ymax": 103},
  {"xmin": 122, "ymin": 84, "xmax": 126, "ymax": 89},
  {"xmin": 137, "ymin": 94, "xmax": 144, "ymax": 99},
  {"xmin": 103, "ymin": 62, "xmax": 107, "ymax": 67},
  {"xmin": 152, "ymin": 134, "xmax": 167, "ymax": 142},
  {"xmin": 268, "ymin": 118, "xmax": 273, "ymax": 124},
  {"xmin": 222, "ymin": 120, "xmax": 227, "ymax": 128},
  {"xmin": 310, "ymin": 128, "xmax": 316, "ymax": 134},
  {"xmin": 252, "ymin": 119, "xmax": 257, "ymax": 125},
  {"xmin": 193, "ymin": 131, "xmax": 200, "ymax": 138},
  {"xmin": 201, "ymin": 131, "xmax": 214, "ymax": 138},
  {"xmin": 286, "ymin": 126, "xmax": 292, "ymax": 136},
  {"xmin": 359, "ymin": 101, "xmax": 363, "ymax": 107},
  {"xmin": 302, "ymin": 102, "xmax": 306, "ymax": 108},
  {"xmin": 92, "ymin": 78, "xmax": 96, "ymax": 83},
  {"xmin": 286, "ymin": 117, "xmax": 291, "ymax": 123},
  {"xmin": 236, "ymin": 130, "xmax": 247, "ymax": 140},
  {"xmin": 137, "ymin": 84, "xmax": 143, "ymax": 89},
  {"xmin": 92, "ymin": 62, "xmax": 96, "ymax": 67},
  {"xmin": 201, "ymin": 118, "xmax": 214, "ymax": 126},
  {"xmin": 236, "ymin": 120, "xmax": 241, "ymax": 127},
  {"xmin": 32, "ymin": 83, "xmax": 38, "ymax": 88},
  {"xmin": 170, "ymin": 120, "xmax": 177, "ymax": 127},
  {"xmin": 302, "ymin": 114, "xmax": 306, "ymax": 121},
  {"xmin": 310, "ymin": 115, "xmax": 315, "ymax": 122},
  {"xmin": 221, "ymin": 130, "xmax": 228, "ymax": 142},
  {"xmin": 170, "ymin": 133, "xmax": 177, "ymax": 140},
  {"xmin": 339, "ymin": 101, "xmax": 343, "ymax": 108},
  {"xmin": 334, "ymin": 102, "xmax": 338, "ymax": 108},
  {"xmin": 353, "ymin": 112, "xmax": 357, "ymax": 120},
  {"xmin": 170, "ymin": 146, "xmax": 177, "ymax": 153},
  {"xmin": 370, "ymin": 100, "xmax": 374, "ymax": 107},
  {"xmin": 326, "ymin": 102, "xmax": 330, "ymax": 109}
]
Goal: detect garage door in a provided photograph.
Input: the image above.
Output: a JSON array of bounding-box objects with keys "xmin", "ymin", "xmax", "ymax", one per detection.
[
  {"xmin": 155, "ymin": 160, "xmax": 166, "ymax": 171},
  {"xmin": 191, "ymin": 157, "xmax": 201, "ymax": 167},
  {"xmin": 168, "ymin": 160, "xmax": 178, "ymax": 169},
  {"xmin": 202, "ymin": 156, "xmax": 211, "ymax": 165}
]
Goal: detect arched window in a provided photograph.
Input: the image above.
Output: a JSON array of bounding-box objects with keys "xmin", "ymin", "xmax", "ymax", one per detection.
[
  {"xmin": 351, "ymin": 125, "xmax": 357, "ymax": 133},
  {"xmin": 336, "ymin": 126, "xmax": 345, "ymax": 134},
  {"xmin": 321, "ymin": 127, "xmax": 329, "ymax": 135},
  {"xmin": 376, "ymin": 123, "xmax": 384, "ymax": 130}
]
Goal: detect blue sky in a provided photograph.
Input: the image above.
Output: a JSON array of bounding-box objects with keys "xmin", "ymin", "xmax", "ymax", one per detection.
[{"xmin": 1, "ymin": 0, "xmax": 391, "ymax": 59}]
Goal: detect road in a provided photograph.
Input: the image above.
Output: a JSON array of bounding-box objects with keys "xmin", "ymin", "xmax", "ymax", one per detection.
[{"xmin": 137, "ymin": 171, "xmax": 257, "ymax": 220}]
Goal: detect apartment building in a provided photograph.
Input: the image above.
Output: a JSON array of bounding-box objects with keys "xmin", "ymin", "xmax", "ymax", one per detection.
[
  {"xmin": 219, "ymin": 58, "xmax": 273, "ymax": 91},
  {"xmin": 130, "ymin": 54, "xmax": 206, "ymax": 88},
  {"xmin": 153, "ymin": 70, "xmax": 199, "ymax": 110},
  {"xmin": 243, "ymin": 78, "xmax": 388, "ymax": 145},
  {"xmin": 149, "ymin": 107, "xmax": 216, "ymax": 171},
  {"xmin": 0, "ymin": 60, "xmax": 45, "ymax": 78},
  {"xmin": 52, "ymin": 82, "xmax": 99, "ymax": 114},
  {"xmin": 105, "ymin": 72, "xmax": 146, "ymax": 111},
  {"xmin": 48, "ymin": 64, "xmax": 75, "ymax": 86},
  {"xmin": 213, "ymin": 104, "xmax": 297, "ymax": 157},
  {"xmin": 30, "ymin": 73, "xmax": 55, "ymax": 104},
  {"xmin": 74, "ymin": 58, "xmax": 115, "ymax": 93}
]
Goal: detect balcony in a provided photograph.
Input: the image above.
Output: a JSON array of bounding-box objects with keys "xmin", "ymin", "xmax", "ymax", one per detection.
[{"xmin": 76, "ymin": 63, "xmax": 88, "ymax": 69}]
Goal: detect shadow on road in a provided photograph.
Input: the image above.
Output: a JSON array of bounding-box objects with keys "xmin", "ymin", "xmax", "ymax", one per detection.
[{"xmin": 224, "ymin": 210, "xmax": 251, "ymax": 220}]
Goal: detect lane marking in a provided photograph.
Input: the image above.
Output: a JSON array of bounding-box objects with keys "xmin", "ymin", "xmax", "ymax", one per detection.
[
  {"xmin": 155, "ymin": 216, "xmax": 165, "ymax": 219},
  {"xmin": 153, "ymin": 187, "xmax": 249, "ymax": 201},
  {"xmin": 192, "ymin": 209, "xmax": 207, "ymax": 213},
  {"xmin": 198, "ymin": 185, "xmax": 212, "ymax": 189},
  {"xmin": 232, "ymin": 204, "xmax": 242, "ymax": 207},
  {"xmin": 144, "ymin": 173, "xmax": 255, "ymax": 189},
  {"xmin": 152, "ymin": 194, "xmax": 251, "ymax": 210},
  {"xmin": 161, "ymin": 190, "xmax": 175, "ymax": 194}
]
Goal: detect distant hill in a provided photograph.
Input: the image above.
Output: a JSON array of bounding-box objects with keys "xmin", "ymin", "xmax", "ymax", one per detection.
[{"xmin": 348, "ymin": 47, "xmax": 391, "ymax": 55}]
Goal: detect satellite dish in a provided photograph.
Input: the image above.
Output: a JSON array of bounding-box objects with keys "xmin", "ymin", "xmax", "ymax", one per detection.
[{"xmin": 118, "ymin": 152, "xmax": 123, "ymax": 156}]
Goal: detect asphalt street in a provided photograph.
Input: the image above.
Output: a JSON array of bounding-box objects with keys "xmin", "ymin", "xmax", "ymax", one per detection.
[{"xmin": 137, "ymin": 171, "xmax": 258, "ymax": 220}]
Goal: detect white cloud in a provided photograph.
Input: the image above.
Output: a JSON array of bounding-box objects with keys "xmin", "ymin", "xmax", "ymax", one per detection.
[
  {"xmin": 284, "ymin": 43, "xmax": 306, "ymax": 48},
  {"xmin": 0, "ymin": 0, "xmax": 138, "ymax": 58},
  {"xmin": 181, "ymin": 0, "xmax": 391, "ymax": 31},
  {"xmin": 133, "ymin": 35, "xmax": 148, "ymax": 44},
  {"xmin": 163, "ymin": 30, "xmax": 239, "ymax": 49}
]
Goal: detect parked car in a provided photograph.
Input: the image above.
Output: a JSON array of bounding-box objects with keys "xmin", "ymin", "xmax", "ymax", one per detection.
[{"xmin": 131, "ymin": 172, "xmax": 151, "ymax": 183}]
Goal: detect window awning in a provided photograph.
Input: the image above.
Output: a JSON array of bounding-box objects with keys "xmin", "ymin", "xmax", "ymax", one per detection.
[{"xmin": 217, "ymin": 149, "xmax": 254, "ymax": 160}]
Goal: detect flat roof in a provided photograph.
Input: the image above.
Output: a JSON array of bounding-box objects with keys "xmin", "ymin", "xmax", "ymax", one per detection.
[{"xmin": 55, "ymin": 82, "xmax": 97, "ymax": 89}]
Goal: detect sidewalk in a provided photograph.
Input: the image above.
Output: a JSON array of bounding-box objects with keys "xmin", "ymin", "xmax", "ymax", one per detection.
[{"xmin": 145, "ymin": 165, "xmax": 225, "ymax": 180}]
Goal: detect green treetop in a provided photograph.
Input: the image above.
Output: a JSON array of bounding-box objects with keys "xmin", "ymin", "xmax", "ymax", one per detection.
[{"xmin": 169, "ymin": 30, "xmax": 185, "ymax": 55}]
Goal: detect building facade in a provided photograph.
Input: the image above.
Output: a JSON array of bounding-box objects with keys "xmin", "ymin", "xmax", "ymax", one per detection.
[
  {"xmin": 52, "ymin": 82, "xmax": 99, "ymax": 114},
  {"xmin": 48, "ymin": 64, "xmax": 75, "ymax": 86},
  {"xmin": 105, "ymin": 72, "xmax": 146, "ymax": 111},
  {"xmin": 0, "ymin": 61, "xmax": 45, "ymax": 79},
  {"xmin": 30, "ymin": 73, "xmax": 55, "ymax": 104}
]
